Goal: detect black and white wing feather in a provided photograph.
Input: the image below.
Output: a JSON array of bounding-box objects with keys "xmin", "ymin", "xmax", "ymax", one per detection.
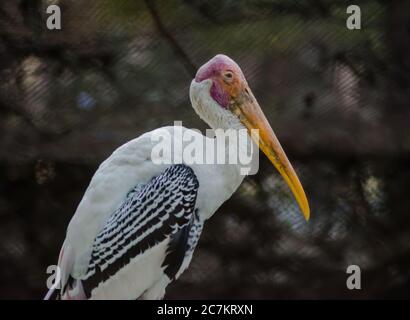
[{"xmin": 80, "ymin": 164, "xmax": 199, "ymax": 298}]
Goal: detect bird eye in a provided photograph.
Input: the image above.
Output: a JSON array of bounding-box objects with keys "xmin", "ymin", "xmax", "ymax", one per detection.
[{"xmin": 224, "ymin": 71, "xmax": 233, "ymax": 81}]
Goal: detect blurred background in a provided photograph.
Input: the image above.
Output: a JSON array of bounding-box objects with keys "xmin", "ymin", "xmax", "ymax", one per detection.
[{"xmin": 1, "ymin": 0, "xmax": 410, "ymax": 299}]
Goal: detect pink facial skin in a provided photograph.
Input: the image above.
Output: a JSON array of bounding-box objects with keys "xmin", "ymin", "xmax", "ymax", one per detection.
[
  {"xmin": 195, "ymin": 54, "xmax": 241, "ymax": 109},
  {"xmin": 209, "ymin": 80, "xmax": 230, "ymax": 109}
]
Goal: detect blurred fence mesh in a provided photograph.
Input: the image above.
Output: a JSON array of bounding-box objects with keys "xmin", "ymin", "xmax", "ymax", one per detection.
[{"xmin": 1, "ymin": 0, "xmax": 410, "ymax": 299}]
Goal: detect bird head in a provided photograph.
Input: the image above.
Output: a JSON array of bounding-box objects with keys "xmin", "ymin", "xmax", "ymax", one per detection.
[{"xmin": 190, "ymin": 54, "xmax": 310, "ymax": 220}]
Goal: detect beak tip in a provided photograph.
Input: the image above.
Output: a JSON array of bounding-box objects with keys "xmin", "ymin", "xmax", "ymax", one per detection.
[
  {"xmin": 303, "ymin": 205, "xmax": 310, "ymax": 221},
  {"xmin": 302, "ymin": 202, "xmax": 310, "ymax": 221}
]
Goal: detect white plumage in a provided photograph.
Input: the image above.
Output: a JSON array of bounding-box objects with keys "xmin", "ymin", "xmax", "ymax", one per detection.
[{"xmin": 47, "ymin": 79, "xmax": 249, "ymax": 300}]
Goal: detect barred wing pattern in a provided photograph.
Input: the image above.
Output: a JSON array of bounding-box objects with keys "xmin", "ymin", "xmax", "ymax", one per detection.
[
  {"xmin": 80, "ymin": 164, "xmax": 199, "ymax": 297},
  {"xmin": 163, "ymin": 208, "xmax": 203, "ymax": 280}
]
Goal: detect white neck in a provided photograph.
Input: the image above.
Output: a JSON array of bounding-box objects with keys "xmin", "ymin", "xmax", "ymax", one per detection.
[
  {"xmin": 190, "ymin": 79, "xmax": 255, "ymax": 185},
  {"xmin": 190, "ymin": 80, "xmax": 243, "ymax": 131}
]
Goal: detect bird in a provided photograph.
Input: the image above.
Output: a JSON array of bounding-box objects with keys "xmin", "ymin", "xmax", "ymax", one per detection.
[{"xmin": 44, "ymin": 54, "xmax": 310, "ymax": 300}]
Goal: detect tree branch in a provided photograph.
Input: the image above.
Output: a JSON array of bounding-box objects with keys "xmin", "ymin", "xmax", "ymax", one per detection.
[{"xmin": 145, "ymin": 0, "xmax": 197, "ymax": 77}]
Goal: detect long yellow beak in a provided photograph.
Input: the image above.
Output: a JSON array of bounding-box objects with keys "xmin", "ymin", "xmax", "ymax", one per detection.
[{"xmin": 230, "ymin": 86, "xmax": 310, "ymax": 220}]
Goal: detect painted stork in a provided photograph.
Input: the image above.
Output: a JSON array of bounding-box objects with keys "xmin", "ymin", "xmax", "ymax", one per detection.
[{"xmin": 45, "ymin": 54, "xmax": 310, "ymax": 300}]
